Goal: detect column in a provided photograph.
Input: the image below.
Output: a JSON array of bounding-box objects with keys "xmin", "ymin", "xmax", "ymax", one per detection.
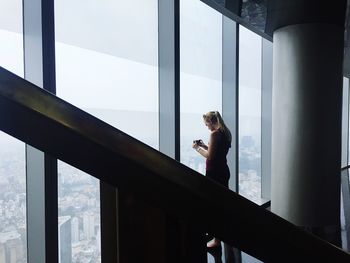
[{"xmin": 271, "ymin": 22, "xmax": 344, "ymax": 244}]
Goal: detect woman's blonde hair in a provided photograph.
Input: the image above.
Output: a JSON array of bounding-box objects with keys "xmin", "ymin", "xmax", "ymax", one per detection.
[{"xmin": 203, "ymin": 111, "xmax": 232, "ymax": 147}]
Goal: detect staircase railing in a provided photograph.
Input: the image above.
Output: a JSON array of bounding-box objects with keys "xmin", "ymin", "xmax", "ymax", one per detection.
[{"xmin": 0, "ymin": 66, "xmax": 349, "ymax": 262}]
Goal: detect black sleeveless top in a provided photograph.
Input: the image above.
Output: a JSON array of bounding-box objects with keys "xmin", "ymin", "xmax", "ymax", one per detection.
[{"xmin": 205, "ymin": 129, "xmax": 230, "ymax": 171}]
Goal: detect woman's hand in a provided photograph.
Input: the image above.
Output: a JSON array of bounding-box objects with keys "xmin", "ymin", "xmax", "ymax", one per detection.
[
  {"xmin": 197, "ymin": 140, "xmax": 208, "ymax": 150},
  {"xmin": 197, "ymin": 139, "xmax": 204, "ymax": 147},
  {"xmin": 193, "ymin": 140, "xmax": 209, "ymax": 158},
  {"xmin": 193, "ymin": 139, "xmax": 204, "ymax": 146}
]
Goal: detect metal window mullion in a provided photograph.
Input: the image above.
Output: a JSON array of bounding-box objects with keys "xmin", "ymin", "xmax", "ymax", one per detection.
[
  {"xmin": 346, "ymin": 78, "xmax": 350, "ymax": 166},
  {"xmin": 341, "ymin": 78, "xmax": 349, "ymax": 167},
  {"xmin": 235, "ymin": 23, "xmax": 240, "ymax": 193},
  {"xmin": 23, "ymin": 0, "xmax": 58, "ymax": 263},
  {"xmin": 158, "ymin": 0, "xmax": 179, "ymax": 160},
  {"xmin": 348, "ymin": 78, "xmax": 350, "ymax": 166},
  {"xmin": 222, "ymin": 17, "xmax": 238, "ymax": 192},
  {"xmin": 261, "ymin": 38, "xmax": 273, "ymax": 200}
]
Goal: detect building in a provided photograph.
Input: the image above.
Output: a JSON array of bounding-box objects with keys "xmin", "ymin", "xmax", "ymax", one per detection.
[
  {"xmin": 71, "ymin": 217, "xmax": 79, "ymax": 244},
  {"xmin": 0, "ymin": 231, "xmax": 24, "ymax": 263},
  {"xmin": 0, "ymin": 243, "xmax": 6, "ymax": 263},
  {"xmin": 58, "ymin": 216, "xmax": 72, "ymax": 263},
  {"xmin": 83, "ymin": 212, "xmax": 95, "ymax": 241}
]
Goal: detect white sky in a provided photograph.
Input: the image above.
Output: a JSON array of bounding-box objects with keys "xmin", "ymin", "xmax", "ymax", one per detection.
[{"xmin": 0, "ymin": 0, "xmax": 264, "ymax": 119}]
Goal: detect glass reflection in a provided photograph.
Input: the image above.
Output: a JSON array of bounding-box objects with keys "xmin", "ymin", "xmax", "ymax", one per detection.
[
  {"xmin": 241, "ymin": 0, "xmax": 267, "ymax": 32},
  {"xmin": 55, "ymin": 0, "xmax": 159, "ymax": 149},
  {"xmin": 199, "ymin": 0, "xmax": 267, "ymax": 33}
]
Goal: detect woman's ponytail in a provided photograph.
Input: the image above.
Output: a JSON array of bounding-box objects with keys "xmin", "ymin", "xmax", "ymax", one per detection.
[
  {"xmin": 203, "ymin": 111, "xmax": 232, "ymax": 147},
  {"xmin": 215, "ymin": 111, "xmax": 232, "ymax": 147}
]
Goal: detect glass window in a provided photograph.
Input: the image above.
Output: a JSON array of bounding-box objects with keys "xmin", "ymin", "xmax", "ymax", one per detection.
[
  {"xmin": 0, "ymin": 0, "xmax": 23, "ymax": 76},
  {"xmin": 55, "ymin": 1, "xmax": 158, "ymax": 262},
  {"xmin": 238, "ymin": 25, "xmax": 262, "ymax": 203},
  {"xmin": 58, "ymin": 162, "xmax": 101, "ymax": 263},
  {"xmin": 0, "ymin": 135, "xmax": 26, "ymax": 263},
  {"xmin": 0, "ymin": 1, "xmax": 26, "ymax": 263},
  {"xmin": 180, "ymin": 0, "xmax": 223, "ymax": 175},
  {"xmin": 54, "ymin": 0, "xmax": 159, "ymax": 148}
]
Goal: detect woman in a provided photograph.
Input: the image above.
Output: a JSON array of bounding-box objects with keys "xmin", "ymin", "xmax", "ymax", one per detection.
[{"xmin": 192, "ymin": 111, "xmax": 232, "ymax": 248}]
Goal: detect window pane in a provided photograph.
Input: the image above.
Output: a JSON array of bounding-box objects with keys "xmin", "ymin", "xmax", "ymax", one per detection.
[
  {"xmin": 0, "ymin": 135, "xmax": 26, "ymax": 263},
  {"xmin": 58, "ymin": 162, "xmax": 101, "ymax": 263},
  {"xmin": 55, "ymin": 1, "xmax": 158, "ymax": 262},
  {"xmin": 55, "ymin": 0, "xmax": 159, "ymax": 149},
  {"xmin": 0, "ymin": 1, "xmax": 26, "ymax": 263},
  {"xmin": 0, "ymin": 0, "xmax": 23, "ymax": 76},
  {"xmin": 180, "ymin": 0, "xmax": 223, "ymax": 175},
  {"xmin": 238, "ymin": 25, "xmax": 262, "ymax": 203}
]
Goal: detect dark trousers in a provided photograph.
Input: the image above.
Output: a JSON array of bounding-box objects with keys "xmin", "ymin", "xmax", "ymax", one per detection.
[{"xmin": 206, "ymin": 168, "xmax": 241, "ymax": 263}]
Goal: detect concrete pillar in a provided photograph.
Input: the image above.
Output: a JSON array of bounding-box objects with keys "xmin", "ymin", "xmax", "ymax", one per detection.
[{"xmin": 271, "ymin": 23, "xmax": 344, "ymax": 243}]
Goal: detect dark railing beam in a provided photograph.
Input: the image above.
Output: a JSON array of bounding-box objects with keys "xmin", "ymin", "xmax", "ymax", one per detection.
[{"xmin": 0, "ymin": 67, "xmax": 349, "ymax": 262}]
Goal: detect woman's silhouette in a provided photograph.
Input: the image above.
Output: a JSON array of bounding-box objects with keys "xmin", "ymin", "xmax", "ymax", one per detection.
[{"xmin": 192, "ymin": 111, "xmax": 232, "ymax": 249}]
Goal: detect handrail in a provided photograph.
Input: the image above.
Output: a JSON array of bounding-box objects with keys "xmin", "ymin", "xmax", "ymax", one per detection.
[
  {"xmin": 0, "ymin": 67, "xmax": 349, "ymax": 262},
  {"xmin": 341, "ymin": 164, "xmax": 350, "ymax": 171},
  {"xmin": 260, "ymin": 200, "xmax": 271, "ymax": 209}
]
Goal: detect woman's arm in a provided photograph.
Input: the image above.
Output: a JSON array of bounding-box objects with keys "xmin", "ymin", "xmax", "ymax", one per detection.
[
  {"xmin": 194, "ymin": 145, "xmax": 208, "ymax": 158},
  {"xmin": 199, "ymin": 140, "xmax": 208, "ymax": 150},
  {"xmin": 206, "ymin": 131, "xmax": 218, "ymax": 160},
  {"xmin": 193, "ymin": 132, "xmax": 218, "ymax": 159}
]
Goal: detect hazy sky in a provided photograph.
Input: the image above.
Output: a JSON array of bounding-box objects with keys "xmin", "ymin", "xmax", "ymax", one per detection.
[
  {"xmin": 0, "ymin": 0, "xmax": 264, "ymax": 116},
  {"xmin": 0, "ymin": 0, "xmax": 22, "ymax": 33}
]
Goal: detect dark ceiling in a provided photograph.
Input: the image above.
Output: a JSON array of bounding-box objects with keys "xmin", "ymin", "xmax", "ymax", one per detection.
[{"xmin": 201, "ymin": 0, "xmax": 350, "ymax": 78}]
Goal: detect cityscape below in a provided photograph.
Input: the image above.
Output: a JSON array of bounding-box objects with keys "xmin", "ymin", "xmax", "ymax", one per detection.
[{"xmin": 0, "ymin": 119, "xmax": 262, "ymax": 263}]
